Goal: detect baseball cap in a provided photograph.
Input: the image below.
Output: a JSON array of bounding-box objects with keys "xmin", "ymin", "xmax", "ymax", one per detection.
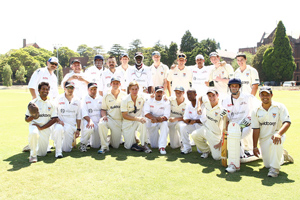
[
  {"xmin": 177, "ymin": 53, "xmax": 186, "ymax": 59},
  {"xmin": 207, "ymin": 88, "xmax": 218, "ymax": 95},
  {"xmin": 48, "ymin": 57, "xmax": 58, "ymax": 63},
  {"xmin": 71, "ymin": 59, "xmax": 81, "ymax": 64},
  {"xmin": 88, "ymin": 82, "xmax": 98, "ymax": 88},
  {"xmin": 209, "ymin": 52, "xmax": 219, "ymax": 58},
  {"xmin": 94, "ymin": 55, "xmax": 104, "ymax": 60},
  {"xmin": 65, "ymin": 81, "xmax": 75, "ymax": 88},
  {"xmin": 120, "ymin": 53, "xmax": 129, "ymax": 59},
  {"xmin": 195, "ymin": 54, "xmax": 204, "ymax": 60},
  {"xmin": 259, "ymin": 86, "xmax": 272, "ymax": 94},
  {"xmin": 152, "ymin": 51, "xmax": 161, "ymax": 56},
  {"xmin": 155, "ymin": 86, "xmax": 164, "ymax": 92},
  {"xmin": 174, "ymin": 86, "xmax": 185, "ymax": 92},
  {"xmin": 111, "ymin": 76, "xmax": 121, "ymax": 83},
  {"xmin": 235, "ymin": 52, "xmax": 247, "ymax": 59},
  {"xmin": 134, "ymin": 52, "xmax": 144, "ymax": 58}
]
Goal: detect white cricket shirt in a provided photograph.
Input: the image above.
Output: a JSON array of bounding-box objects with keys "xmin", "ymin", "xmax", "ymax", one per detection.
[{"xmin": 234, "ymin": 65, "xmax": 260, "ymax": 94}]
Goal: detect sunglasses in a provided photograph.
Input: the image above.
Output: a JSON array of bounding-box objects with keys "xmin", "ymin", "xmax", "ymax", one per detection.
[
  {"xmin": 50, "ymin": 62, "xmax": 58, "ymax": 66},
  {"xmin": 178, "ymin": 54, "xmax": 186, "ymax": 59},
  {"xmin": 66, "ymin": 87, "xmax": 74, "ymax": 90},
  {"xmin": 133, "ymin": 105, "xmax": 137, "ymax": 114}
]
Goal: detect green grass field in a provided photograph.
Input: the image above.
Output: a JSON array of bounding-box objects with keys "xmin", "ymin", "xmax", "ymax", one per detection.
[{"xmin": 0, "ymin": 87, "xmax": 299, "ymax": 199}]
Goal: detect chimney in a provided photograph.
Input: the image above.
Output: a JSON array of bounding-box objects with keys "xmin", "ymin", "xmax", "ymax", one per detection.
[{"xmin": 23, "ymin": 39, "xmax": 26, "ymax": 48}]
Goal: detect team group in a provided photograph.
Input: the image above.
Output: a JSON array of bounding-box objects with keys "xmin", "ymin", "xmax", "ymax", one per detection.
[{"xmin": 24, "ymin": 50, "xmax": 293, "ymax": 177}]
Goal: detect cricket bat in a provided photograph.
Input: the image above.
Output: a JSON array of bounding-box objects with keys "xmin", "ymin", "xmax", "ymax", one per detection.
[
  {"xmin": 221, "ymin": 115, "xmax": 228, "ymax": 167},
  {"xmin": 72, "ymin": 132, "xmax": 77, "ymax": 148}
]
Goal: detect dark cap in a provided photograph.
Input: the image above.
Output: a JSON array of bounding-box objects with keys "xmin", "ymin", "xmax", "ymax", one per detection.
[
  {"xmin": 235, "ymin": 52, "xmax": 247, "ymax": 59},
  {"xmin": 71, "ymin": 59, "xmax": 81, "ymax": 64},
  {"xmin": 155, "ymin": 86, "xmax": 164, "ymax": 92},
  {"xmin": 174, "ymin": 86, "xmax": 185, "ymax": 92},
  {"xmin": 88, "ymin": 82, "xmax": 98, "ymax": 89},
  {"xmin": 65, "ymin": 81, "xmax": 75, "ymax": 88},
  {"xmin": 120, "ymin": 53, "xmax": 129, "ymax": 59},
  {"xmin": 134, "ymin": 52, "xmax": 144, "ymax": 58},
  {"xmin": 111, "ymin": 76, "xmax": 121, "ymax": 83},
  {"xmin": 259, "ymin": 86, "xmax": 272, "ymax": 94}
]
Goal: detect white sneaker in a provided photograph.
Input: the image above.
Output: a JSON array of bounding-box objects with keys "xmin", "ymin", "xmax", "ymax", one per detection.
[
  {"xmin": 29, "ymin": 156, "xmax": 37, "ymax": 163},
  {"xmin": 23, "ymin": 144, "xmax": 30, "ymax": 152},
  {"xmin": 56, "ymin": 153, "xmax": 63, "ymax": 158},
  {"xmin": 159, "ymin": 147, "xmax": 167, "ymax": 155},
  {"xmin": 283, "ymin": 149, "xmax": 294, "ymax": 163},
  {"xmin": 226, "ymin": 164, "xmax": 239, "ymax": 173},
  {"xmin": 201, "ymin": 152, "xmax": 209, "ymax": 159},
  {"xmin": 181, "ymin": 148, "xmax": 192, "ymax": 154},
  {"xmin": 268, "ymin": 167, "xmax": 279, "ymax": 177}
]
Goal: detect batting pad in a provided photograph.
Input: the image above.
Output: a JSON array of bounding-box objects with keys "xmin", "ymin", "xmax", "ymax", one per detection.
[{"xmin": 227, "ymin": 122, "xmax": 241, "ymax": 169}]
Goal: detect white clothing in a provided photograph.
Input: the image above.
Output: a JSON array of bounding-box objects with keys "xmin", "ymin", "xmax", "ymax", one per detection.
[
  {"xmin": 126, "ymin": 65, "xmax": 153, "ymax": 94},
  {"xmin": 99, "ymin": 68, "xmax": 126, "ymax": 96},
  {"xmin": 190, "ymin": 65, "xmax": 214, "ymax": 97},
  {"xmin": 61, "ymin": 72, "xmax": 88, "ymax": 100},
  {"xmin": 167, "ymin": 66, "xmax": 192, "ymax": 96},
  {"xmin": 84, "ymin": 65, "xmax": 104, "ymax": 95},
  {"xmin": 234, "ymin": 65, "xmax": 259, "ymax": 94},
  {"xmin": 149, "ymin": 63, "xmax": 169, "ymax": 87}
]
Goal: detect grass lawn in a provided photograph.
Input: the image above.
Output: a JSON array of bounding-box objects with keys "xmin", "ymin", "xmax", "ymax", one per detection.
[{"xmin": 0, "ymin": 87, "xmax": 299, "ymax": 199}]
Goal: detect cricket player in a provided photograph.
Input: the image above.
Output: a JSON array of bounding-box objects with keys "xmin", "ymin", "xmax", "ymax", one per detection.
[
  {"xmin": 80, "ymin": 83, "xmax": 103, "ymax": 152},
  {"xmin": 179, "ymin": 88, "xmax": 202, "ymax": 154},
  {"xmin": 149, "ymin": 51, "xmax": 170, "ymax": 94},
  {"xmin": 252, "ymin": 86, "xmax": 293, "ymax": 177},
  {"xmin": 121, "ymin": 81, "xmax": 151, "ymax": 153},
  {"xmin": 28, "ymin": 57, "xmax": 59, "ymax": 100},
  {"xmin": 234, "ymin": 52, "xmax": 260, "ymax": 96},
  {"xmin": 191, "ymin": 89, "xmax": 223, "ymax": 159},
  {"xmin": 85, "ymin": 55, "xmax": 105, "ymax": 96},
  {"xmin": 208, "ymin": 52, "xmax": 234, "ymax": 100},
  {"xmin": 144, "ymin": 86, "xmax": 170, "ymax": 154},
  {"xmin": 167, "ymin": 53, "xmax": 192, "ymax": 97},
  {"xmin": 99, "ymin": 56, "xmax": 126, "ymax": 96},
  {"xmin": 190, "ymin": 54, "xmax": 214, "ymax": 97},
  {"xmin": 25, "ymin": 82, "xmax": 58, "ymax": 163},
  {"xmin": 98, "ymin": 77, "xmax": 127, "ymax": 154},
  {"xmin": 52, "ymin": 81, "xmax": 81, "ymax": 158},
  {"xmin": 126, "ymin": 52, "xmax": 153, "ymax": 94},
  {"xmin": 222, "ymin": 78, "xmax": 258, "ymax": 173},
  {"xmin": 61, "ymin": 59, "xmax": 90, "ymax": 100},
  {"xmin": 117, "ymin": 53, "xmax": 132, "ymax": 85},
  {"xmin": 168, "ymin": 86, "xmax": 187, "ymax": 149}
]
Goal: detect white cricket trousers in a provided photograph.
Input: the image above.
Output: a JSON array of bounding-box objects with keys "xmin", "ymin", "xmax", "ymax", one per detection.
[
  {"xmin": 168, "ymin": 121, "xmax": 184, "ymax": 149},
  {"xmin": 146, "ymin": 121, "xmax": 169, "ymax": 149},
  {"xmin": 260, "ymin": 133, "xmax": 285, "ymax": 169},
  {"xmin": 53, "ymin": 123, "xmax": 76, "ymax": 157},
  {"xmin": 122, "ymin": 121, "xmax": 147, "ymax": 149},
  {"xmin": 98, "ymin": 117, "xmax": 122, "ymax": 150},
  {"xmin": 179, "ymin": 123, "xmax": 202, "ymax": 151},
  {"xmin": 81, "ymin": 119, "xmax": 101, "ymax": 148},
  {"xmin": 28, "ymin": 124, "xmax": 51, "ymax": 157},
  {"xmin": 191, "ymin": 126, "xmax": 221, "ymax": 160}
]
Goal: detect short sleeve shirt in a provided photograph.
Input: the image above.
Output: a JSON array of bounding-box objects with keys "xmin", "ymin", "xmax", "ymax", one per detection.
[
  {"xmin": 209, "ymin": 64, "xmax": 234, "ymax": 95},
  {"xmin": 144, "ymin": 98, "xmax": 170, "ymax": 119},
  {"xmin": 169, "ymin": 97, "xmax": 187, "ymax": 118},
  {"xmin": 149, "ymin": 63, "xmax": 169, "ymax": 87},
  {"xmin": 101, "ymin": 91, "xmax": 127, "ymax": 120},
  {"xmin": 126, "ymin": 65, "xmax": 153, "ymax": 94},
  {"xmin": 81, "ymin": 95, "xmax": 103, "ymax": 123},
  {"xmin": 167, "ymin": 66, "xmax": 192, "ymax": 92},
  {"xmin": 183, "ymin": 100, "xmax": 201, "ymax": 121},
  {"xmin": 234, "ymin": 65, "xmax": 260, "ymax": 94}
]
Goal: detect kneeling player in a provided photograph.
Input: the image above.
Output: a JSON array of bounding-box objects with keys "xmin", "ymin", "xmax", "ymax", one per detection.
[
  {"xmin": 80, "ymin": 83, "xmax": 103, "ymax": 152},
  {"xmin": 121, "ymin": 81, "xmax": 151, "ymax": 153},
  {"xmin": 191, "ymin": 89, "xmax": 223, "ymax": 159},
  {"xmin": 25, "ymin": 82, "xmax": 58, "ymax": 163},
  {"xmin": 252, "ymin": 87, "xmax": 293, "ymax": 177},
  {"xmin": 144, "ymin": 86, "xmax": 170, "ymax": 154}
]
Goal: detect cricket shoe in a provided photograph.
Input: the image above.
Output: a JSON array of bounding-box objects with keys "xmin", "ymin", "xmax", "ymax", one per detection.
[
  {"xmin": 79, "ymin": 143, "xmax": 87, "ymax": 152},
  {"xmin": 225, "ymin": 164, "xmax": 240, "ymax": 173},
  {"xmin": 143, "ymin": 144, "xmax": 152, "ymax": 153},
  {"xmin": 56, "ymin": 154, "xmax": 63, "ymax": 159},
  {"xmin": 283, "ymin": 149, "xmax": 294, "ymax": 163},
  {"xmin": 159, "ymin": 147, "xmax": 167, "ymax": 155},
  {"xmin": 201, "ymin": 152, "xmax": 209, "ymax": 159},
  {"xmin": 181, "ymin": 148, "xmax": 192, "ymax": 154},
  {"xmin": 131, "ymin": 143, "xmax": 144, "ymax": 152},
  {"xmin": 29, "ymin": 156, "xmax": 37, "ymax": 163},
  {"xmin": 23, "ymin": 144, "xmax": 30, "ymax": 152},
  {"xmin": 268, "ymin": 167, "xmax": 279, "ymax": 177},
  {"xmin": 98, "ymin": 148, "xmax": 109, "ymax": 154}
]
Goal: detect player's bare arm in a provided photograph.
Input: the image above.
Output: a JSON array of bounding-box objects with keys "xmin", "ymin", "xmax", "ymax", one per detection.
[
  {"xmin": 83, "ymin": 116, "xmax": 94, "ymax": 128},
  {"xmin": 197, "ymin": 96, "xmax": 203, "ymax": 115},
  {"xmin": 100, "ymin": 109, "xmax": 108, "ymax": 121},
  {"xmin": 253, "ymin": 129, "xmax": 260, "ymax": 157},
  {"xmin": 25, "ymin": 115, "xmax": 35, "ymax": 123},
  {"xmin": 29, "ymin": 89, "xmax": 37, "ymax": 99},
  {"xmin": 251, "ymin": 84, "xmax": 259, "ymax": 96},
  {"xmin": 122, "ymin": 112, "xmax": 146, "ymax": 124},
  {"xmin": 33, "ymin": 117, "xmax": 58, "ymax": 130},
  {"xmin": 272, "ymin": 122, "xmax": 291, "ymax": 145},
  {"xmin": 75, "ymin": 119, "xmax": 81, "ymax": 138},
  {"xmin": 145, "ymin": 113, "xmax": 158, "ymax": 123}
]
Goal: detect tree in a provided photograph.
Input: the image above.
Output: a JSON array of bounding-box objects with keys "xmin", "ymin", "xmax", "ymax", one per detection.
[
  {"xmin": 2, "ymin": 64, "xmax": 12, "ymax": 87},
  {"xmin": 54, "ymin": 47, "xmax": 80, "ymax": 68},
  {"xmin": 167, "ymin": 42, "xmax": 178, "ymax": 67},
  {"xmin": 231, "ymin": 52, "xmax": 254, "ymax": 71},
  {"xmin": 15, "ymin": 65, "xmax": 27, "ymax": 85},
  {"xmin": 128, "ymin": 39, "xmax": 143, "ymax": 65},
  {"xmin": 107, "ymin": 44, "xmax": 125, "ymax": 65},
  {"xmin": 54, "ymin": 65, "xmax": 63, "ymax": 84},
  {"xmin": 77, "ymin": 44, "xmax": 95, "ymax": 66},
  {"xmin": 252, "ymin": 44, "xmax": 271, "ymax": 81},
  {"xmin": 180, "ymin": 30, "xmax": 198, "ymax": 52},
  {"xmin": 262, "ymin": 21, "xmax": 296, "ymax": 82}
]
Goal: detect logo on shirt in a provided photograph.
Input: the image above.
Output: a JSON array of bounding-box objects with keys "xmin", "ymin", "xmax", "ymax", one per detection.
[
  {"xmin": 91, "ymin": 72, "xmax": 96, "ymax": 74},
  {"xmin": 193, "ymin": 77, "xmax": 196, "ymax": 80},
  {"xmin": 59, "ymin": 102, "xmax": 65, "ymax": 105},
  {"xmin": 240, "ymin": 102, "xmax": 247, "ymax": 105},
  {"xmin": 183, "ymin": 73, "xmax": 186, "ymax": 77},
  {"xmin": 61, "ymin": 109, "xmax": 65, "ymax": 113},
  {"xmin": 174, "ymin": 73, "xmax": 178, "ymax": 76},
  {"xmin": 246, "ymin": 73, "xmax": 249, "ymax": 77},
  {"xmin": 159, "ymin": 107, "xmax": 164, "ymax": 110},
  {"xmin": 202, "ymin": 71, "xmax": 207, "ymax": 73},
  {"xmin": 48, "ymin": 107, "xmax": 51, "ymax": 111},
  {"xmin": 105, "ymin": 76, "xmax": 111, "ymax": 79},
  {"xmin": 182, "ymin": 109, "xmax": 185, "ymax": 112},
  {"xmin": 222, "ymin": 71, "xmax": 224, "ymax": 75},
  {"xmin": 138, "ymin": 101, "xmax": 141, "ymax": 105},
  {"xmin": 150, "ymin": 105, "xmax": 154, "ymax": 108},
  {"xmin": 161, "ymin": 72, "xmax": 164, "ymax": 75},
  {"xmin": 215, "ymin": 112, "xmax": 218, "ymax": 117},
  {"xmin": 227, "ymin": 104, "xmax": 233, "ymax": 107},
  {"xmin": 193, "ymin": 71, "xmax": 197, "ymax": 73},
  {"xmin": 86, "ymin": 101, "xmax": 91, "ymax": 104},
  {"xmin": 273, "ymin": 113, "xmax": 276, "ymax": 118},
  {"xmin": 109, "ymin": 100, "xmax": 114, "ymax": 102},
  {"xmin": 43, "ymin": 77, "xmax": 48, "ymax": 80},
  {"xmin": 88, "ymin": 109, "xmax": 93, "ymax": 113},
  {"xmin": 189, "ymin": 111, "xmax": 192, "ymax": 114},
  {"xmin": 73, "ymin": 103, "xmax": 78, "ymax": 106}
]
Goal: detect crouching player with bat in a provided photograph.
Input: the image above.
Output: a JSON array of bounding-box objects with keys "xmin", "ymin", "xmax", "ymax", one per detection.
[
  {"xmin": 191, "ymin": 88, "xmax": 224, "ymax": 159},
  {"xmin": 52, "ymin": 81, "xmax": 81, "ymax": 158},
  {"xmin": 25, "ymin": 82, "xmax": 58, "ymax": 163},
  {"xmin": 222, "ymin": 78, "xmax": 259, "ymax": 173},
  {"xmin": 252, "ymin": 87, "xmax": 293, "ymax": 177}
]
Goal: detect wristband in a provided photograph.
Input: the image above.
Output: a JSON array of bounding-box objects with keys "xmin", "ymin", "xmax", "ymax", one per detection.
[
  {"xmin": 77, "ymin": 128, "xmax": 81, "ymax": 131},
  {"xmin": 253, "ymin": 147, "xmax": 258, "ymax": 150}
]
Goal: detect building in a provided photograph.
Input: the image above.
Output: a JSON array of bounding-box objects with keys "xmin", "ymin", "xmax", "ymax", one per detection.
[
  {"xmin": 23, "ymin": 39, "xmax": 40, "ymax": 48},
  {"xmin": 216, "ymin": 49, "xmax": 236, "ymax": 64},
  {"xmin": 238, "ymin": 47, "xmax": 257, "ymax": 55}
]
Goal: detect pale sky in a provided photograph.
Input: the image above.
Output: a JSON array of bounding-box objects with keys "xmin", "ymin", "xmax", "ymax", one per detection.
[{"xmin": 1, "ymin": 0, "xmax": 299, "ymax": 55}]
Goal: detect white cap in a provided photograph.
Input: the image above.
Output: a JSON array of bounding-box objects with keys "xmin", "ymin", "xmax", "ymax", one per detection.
[{"xmin": 195, "ymin": 54, "xmax": 204, "ymax": 60}]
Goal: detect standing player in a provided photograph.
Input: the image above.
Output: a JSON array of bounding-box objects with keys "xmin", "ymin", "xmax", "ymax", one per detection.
[
  {"xmin": 144, "ymin": 86, "xmax": 170, "ymax": 154},
  {"xmin": 190, "ymin": 54, "xmax": 214, "ymax": 97},
  {"xmin": 149, "ymin": 51, "xmax": 170, "ymax": 94},
  {"xmin": 98, "ymin": 77, "xmax": 127, "ymax": 154},
  {"xmin": 85, "ymin": 55, "xmax": 105, "ymax": 96},
  {"xmin": 167, "ymin": 53, "xmax": 192, "ymax": 97},
  {"xmin": 117, "ymin": 53, "xmax": 132, "ymax": 85},
  {"xmin": 179, "ymin": 88, "xmax": 202, "ymax": 154},
  {"xmin": 25, "ymin": 82, "xmax": 58, "ymax": 163},
  {"xmin": 126, "ymin": 52, "xmax": 153, "ymax": 94},
  {"xmin": 168, "ymin": 86, "xmax": 187, "ymax": 149},
  {"xmin": 252, "ymin": 87, "xmax": 293, "ymax": 177},
  {"xmin": 234, "ymin": 52, "xmax": 260, "ymax": 96},
  {"xmin": 53, "ymin": 81, "xmax": 81, "ymax": 158},
  {"xmin": 99, "ymin": 56, "xmax": 126, "ymax": 96},
  {"xmin": 61, "ymin": 59, "xmax": 90, "ymax": 100},
  {"xmin": 121, "ymin": 81, "xmax": 151, "ymax": 153},
  {"xmin": 80, "ymin": 83, "xmax": 103, "ymax": 152},
  {"xmin": 191, "ymin": 89, "xmax": 223, "ymax": 159},
  {"xmin": 222, "ymin": 78, "xmax": 258, "ymax": 173},
  {"xmin": 28, "ymin": 57, "xmax": 59, "ymax": 100},
  {"xmin": 208, "ymin": 52, "xmax": 234, "ymax": 100}
]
